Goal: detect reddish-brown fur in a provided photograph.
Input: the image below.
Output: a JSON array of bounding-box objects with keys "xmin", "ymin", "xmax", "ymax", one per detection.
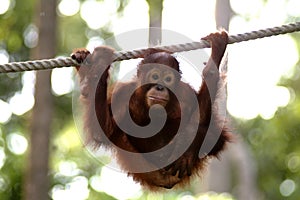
[{"xmin": 72, "ymin": 31, "xmax": 232, "ymax": 190}]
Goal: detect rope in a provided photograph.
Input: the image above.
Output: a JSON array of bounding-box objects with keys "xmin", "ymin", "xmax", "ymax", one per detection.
[
  {"xmin": 0, "ymin": 57, "xmax": 76, "ymax": 73},
  {"xmin": 1, "ymin": 22, "xmax": 300, "ymax": 73}
]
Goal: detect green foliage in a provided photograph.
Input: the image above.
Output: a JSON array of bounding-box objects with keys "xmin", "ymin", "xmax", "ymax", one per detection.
[
  {"xmin": 0, "ymin": 73, "xmax": 22, "ymax": 100},
  {"xmin": 88, "ymin": 190, "xmax": 117, "ymax": 200},
  {"xmin": 0, "ymin": 0, "xmax": 35, "ymax": 59},
  {"xmin": 57, "ymin": 14, "xmax": 88, "ymax": 54}
]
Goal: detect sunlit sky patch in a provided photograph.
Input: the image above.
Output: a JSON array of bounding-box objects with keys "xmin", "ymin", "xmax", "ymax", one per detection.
[
  {"xmin": 163, "ymin": 0, "xmax": 217, "ymax": 40},
  {"xmin": 80, "ymin": 0, "xmax": 120, "ymax": 30},
  {"xmin": 51, "ymin": 176, "xmax": 89, "ymax": 200},
  {"xmin": 0, "ymin": 50, "xmax": 9, "ymax": 64},
  {"xmin": 51, "ymin": 67, "xmax": 74, "ymax": 95},
  {"xmin": 0, "ymin": 0, "xmax": 10, "ymax": 15},
  {"xmin": 9, "ymin": 92, "xmax": 35, "ymax": 116},
  {"xmin": 231, "ymin": 0, "xmax": 263, "ymax": 17},
  {"xmin": 58, "ymin": 0, "xmax": 80, "ymax": 17},
  {"xmin": 90, "ymin": 167, "xmax": 142, "ymax": 200},
  {"xmin": 86, "ymin": 36, "xmax": 104, "ymax": 52},
  {"xmin": 110, "ymin": 0, "xmax": 149, "ymax": 34},
  {"xmin": 0, "ymin": 100, "xmax": 12, "ymax": 123},
  {"xmin": 227, "ymin": 32, "xmax": 297, "ymax": 119},
  {"xmin": 9, "ymin": 71, "xmax": 35, "ymax": 116},
  {"xmin": 286, "ymin": 0, "xmax": 300, "ymax": 17}
]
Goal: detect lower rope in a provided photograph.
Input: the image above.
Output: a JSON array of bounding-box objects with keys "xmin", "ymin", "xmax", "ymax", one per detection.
[{"xmin": 1, "ymin": 22, "xmax": 300, "ymax": 73}]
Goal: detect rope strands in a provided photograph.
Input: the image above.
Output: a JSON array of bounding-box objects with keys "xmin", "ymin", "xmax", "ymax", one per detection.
[
  {"xmin": 115, "ymin": 22, "xmax": 300, "ymax": 61},
  {"xmin": 1, "ymin": 22, "xmax": 300, "ymax": 73},
  {"xmin": 0, "ymin": 57, "xmax": 77, "ymax": 73}
]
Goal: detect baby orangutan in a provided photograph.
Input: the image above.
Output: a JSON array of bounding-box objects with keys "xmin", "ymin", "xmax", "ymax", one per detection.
[{"xmin": 72, "ymin": 31, "xmax": 232, "ymax": 190}]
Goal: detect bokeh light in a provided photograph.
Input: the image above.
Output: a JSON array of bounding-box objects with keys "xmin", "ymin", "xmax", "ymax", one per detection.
[
  {"xmin": 227, "ymin": 16, "xmax": 298, "ymax": 119},
  {"xmin": 90, "ymin": 167, "xmax": 142, "ymax": 200},
  {"xmin": 23, "ymin": 24, "xmax": 39, "ymax": 48},
  {"xmin": 51, "ymin": 67, "xmax": 74, "ymax": 96},
  {"xmin": 51, "ymin": 176, "xmax": 89, "ymax": 200},
  {"xmin": 279, "ymin": 179, "xmax": 296, "ymax": 197},
  {"xmin": 0, "ymin": 50, "xmax": 9, "ymax": 64},
  {"xmin": 9, "ymin": 92, "xmax": 35, "ymax": 116},
  {"xmin": 0, "ymin": 147, "xmax": 6, "ymax": 169},
  {"xmin": 0, "ymin": 0, "xmax": 10, "ymax": 15},
  {"xmin": 58, "ymin": 0, "xmax": 80, "ymax": 17},
  {"xmin": 80, "ymin": 0, "xmax": 118, "ymax": 30},
  {"xmin": 6, "ymin": 133, "xmax": 28, "ymax": 155},
  {"xmin": 0, "ymin": 100, "xmax": 12, "ymax": 124}
]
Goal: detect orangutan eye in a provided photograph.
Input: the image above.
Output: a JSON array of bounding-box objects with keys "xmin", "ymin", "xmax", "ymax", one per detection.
[
  {"xmin": 165, "ymin": 76, "xmax": 172, "ymax": 83},
  {"xmin": 152, "ymin": 73, "xmax": 159, "ymax": 80},
  {"xmin": 163, "ymin": 73, "xmax": 175, "ymax": 86},
  {"xmin": 148, "ymin": 69, "xmax": 161, "ymax": 83}
]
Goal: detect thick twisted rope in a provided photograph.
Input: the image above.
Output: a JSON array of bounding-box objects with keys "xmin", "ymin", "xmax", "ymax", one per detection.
[{"xmin": 1, "ymin": 22, "xmax": 300, "ymax": 73}]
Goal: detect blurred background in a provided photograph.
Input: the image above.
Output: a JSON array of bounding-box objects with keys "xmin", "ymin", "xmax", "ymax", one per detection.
[{"xmin": 0, "ymin": 0, "xmax": 300, "ymax": 199}]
